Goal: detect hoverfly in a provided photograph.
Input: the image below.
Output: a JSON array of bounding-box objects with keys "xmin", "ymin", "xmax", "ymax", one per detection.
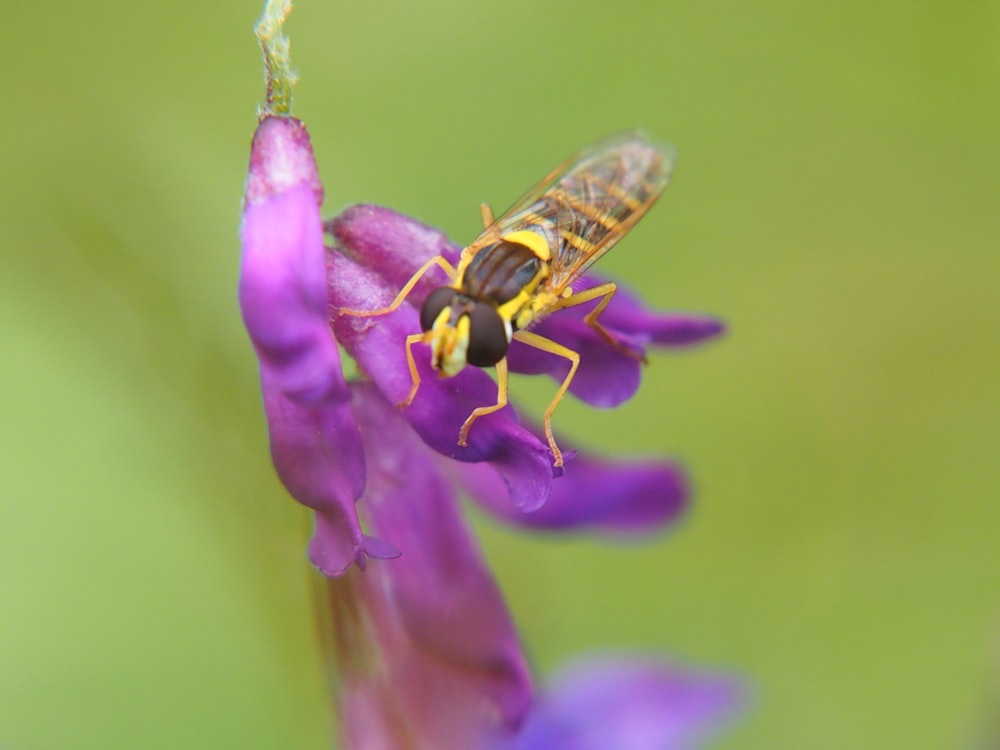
[{"xmin": 340, "ymin": 132, "xmax": 673, "ymax": 467}]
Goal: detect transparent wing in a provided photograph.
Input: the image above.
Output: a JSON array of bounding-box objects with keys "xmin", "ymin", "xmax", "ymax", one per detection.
[{"xmin": 469, "ymin": 132, "xmax": 674, "ymax": 293}]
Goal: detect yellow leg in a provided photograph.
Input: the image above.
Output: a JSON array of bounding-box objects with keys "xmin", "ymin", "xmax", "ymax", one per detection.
[
  {"xmin": 457, "ymin": 358, "xmax": 509, "ymax": 446},
  {"xmin": 338, "ymin": 255, "xmax": 457, "ymax": 317},
  {"xmin": 553, "ymin": 281, "xmax": 646, "ymax": 363},
  {"xmin": 480, "ymin": 202, "xmax": 495, "ymax": 228},
  {"xmin": 398, "ymin": 332, "xmax": 428, "ymax": 409},
  {"xmin": 510, "ymin": 330, "xmax": 581, "ymax": 468}
]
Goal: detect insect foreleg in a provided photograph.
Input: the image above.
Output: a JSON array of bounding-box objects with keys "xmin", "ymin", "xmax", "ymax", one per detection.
[
  {"xmin": 338, "ymin": 255, "xmax": 458, "ymax": 317},
  {"xmin": 555, "ymin": 282, "xmax": 646, "ymax": 363},
  {"xmin": 457, "ymin": 357, "xmax": 509, "ymax": 447}
]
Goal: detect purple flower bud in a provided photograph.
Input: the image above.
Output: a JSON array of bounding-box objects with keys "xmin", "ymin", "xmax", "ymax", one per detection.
[
  {"xmin": 239, "ymin": 116, "xmax": 368, "ymax": 573},
  {"xmin": 240, "ymin": 116, "xmax": 348, "ymax": 408}
]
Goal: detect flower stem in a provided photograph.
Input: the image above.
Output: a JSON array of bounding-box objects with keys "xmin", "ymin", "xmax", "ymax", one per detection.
[{"xmin": 255, "ymin": 0, "xmax": 298, "ymax": 117}]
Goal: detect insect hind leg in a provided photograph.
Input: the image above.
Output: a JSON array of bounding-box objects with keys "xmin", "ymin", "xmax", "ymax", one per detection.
[
  {"xmin": 510, "ymin": 330, "xmax": 581, "ymax": 468},
  {"xmin": 556, "ymin": 281, "xmax": 646, "ymax": 363}
]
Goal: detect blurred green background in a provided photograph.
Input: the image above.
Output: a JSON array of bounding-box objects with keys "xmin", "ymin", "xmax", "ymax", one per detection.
[{"xmin": 2, "ymin": 1, "xmax": 998, "ymax": 748}]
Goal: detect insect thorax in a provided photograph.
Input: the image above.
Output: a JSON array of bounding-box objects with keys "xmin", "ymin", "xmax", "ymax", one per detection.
[{"xmin": 460, "ymin": 237, "xmax": 551, "ymax": 331}]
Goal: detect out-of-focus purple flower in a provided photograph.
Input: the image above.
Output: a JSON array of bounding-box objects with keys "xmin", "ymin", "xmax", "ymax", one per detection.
[
  {"xmin": 238, "ymin": 95, "xmax": 740, "ymax": 749},
  {"xmin": 326, "ymin": 382, "xmax": 533, "ymax": 748},
  {"xmin": 319, "ymin": 381, "xmax": 742, "ymax": 750},
  {"xmin": 502, "ymin": 657, "xmax": 744, "ymax": 750}
]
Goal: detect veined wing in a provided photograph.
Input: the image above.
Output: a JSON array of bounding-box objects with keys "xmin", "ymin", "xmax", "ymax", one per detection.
[{"xmin": 472, "ymin": 132, "xmax": 674, "ymax": 293}]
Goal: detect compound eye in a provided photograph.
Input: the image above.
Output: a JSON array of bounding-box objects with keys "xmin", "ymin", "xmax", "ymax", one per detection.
[
  {"xmin": 466, "ymin": 303, "xmax": 509, "ymax": 367},
  {"xmin": 420, "ymin": 287, "xmax": 456, "ymax": 332}
]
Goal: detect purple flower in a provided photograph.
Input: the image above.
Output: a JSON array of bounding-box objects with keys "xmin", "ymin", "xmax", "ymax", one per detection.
[
  {"xmin": 239, "ymin": 111, "xmax": 741, "ymax": 747},
  {"xmin": 239, "ymin": 114, "xmax": 713, "ymax": 557}
]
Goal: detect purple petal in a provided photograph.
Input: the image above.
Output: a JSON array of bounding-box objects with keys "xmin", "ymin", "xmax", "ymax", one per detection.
[
  {"xmin": 328, "ymin": 203, "xmax": 462, "ymax": 283},
  {"xmin": 261, "ymin": 371, "xmax": 366, "ymax": 577},
  {"xmin": 545, "ymin": 274, "xmax": 727, "ymax": 350},
  {"xmin": 594, "ymin": 278, "xmax": 726, "ymax": 349},
  {"xmin": 239, "ymin": 116, "xmax": 349, "ymax": 408},
  {"xmin": 331, "ymin": 383, "xmax": 532, "ymax": 747},
  {"xmin": 453, "ymin": 450, "xmax": 689, "ymax": 537},
  {"xmin": 504, "ymin": 655, "xmax": 745, "ymax": 750},
  {"xmin": 327, "ymin": 249, "xmax": 555, "ymax": 510}
]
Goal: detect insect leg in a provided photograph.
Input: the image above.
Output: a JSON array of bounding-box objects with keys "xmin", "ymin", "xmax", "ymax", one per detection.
[
  {"xmin": 509, "ymin": 330, "xmax": 580, "ymax": 468},
  {"xmin": 457, "ymin": 357, "xmax": 509, "ymax": 446},
  {"xmin": 397, "ymin": 332, "xmax": 428, "ymax": 409},
  {"xmin": 479, "ymin": 202, "xmax": 495, "ymax": 228},
  {"xmin": 555, "ymin": 282, "xmax": 646, "ymax": 363},
  {"xmin": 338, "ymin": 256, "xmax": 458, "ymax": 317}
]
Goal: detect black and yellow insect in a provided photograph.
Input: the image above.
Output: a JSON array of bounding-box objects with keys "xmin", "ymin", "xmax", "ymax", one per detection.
[{"xmin": 341, "ymin": 132, "xmax": 673, "ymax": 467}]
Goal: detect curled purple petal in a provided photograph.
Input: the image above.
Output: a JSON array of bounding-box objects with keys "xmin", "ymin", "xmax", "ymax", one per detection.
[
  {"xmin": 261, "ymin": 371, "xmax": 366, "ymax": 576},
  {"xmin": 330, "ymin": 383, "xmax": 532, "ymax": 747},
  {"xmin": 239, "ymin": 116, "xmax": 349, "ymax": 408},
  {"xmin": 327, "ymin": 250, "xmax": 554, "ymax": 510},
  {"xmin": 361, "ymin": 534, "xmax": 401, "ymax": 561},
  {"xmin": 453, "ymin": 449, "xmax": 689, "ymax": 537},
  {"xmin": 328, "ymin": 203, "xmax": 463, "ymax": 282},
  {"xmin": 503, "ymin": 655, "xmax": 745, "ymax": 750}
]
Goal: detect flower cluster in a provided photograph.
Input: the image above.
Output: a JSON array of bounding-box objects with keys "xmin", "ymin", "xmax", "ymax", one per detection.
[{"xmin": 240, "ymin": 112, "xmax": 741, "ymax": 749}]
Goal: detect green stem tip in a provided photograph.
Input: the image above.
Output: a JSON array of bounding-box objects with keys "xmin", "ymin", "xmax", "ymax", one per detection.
[{"xmin": 255, "ymin": 0, "xmax": 298, "ymax": 117}]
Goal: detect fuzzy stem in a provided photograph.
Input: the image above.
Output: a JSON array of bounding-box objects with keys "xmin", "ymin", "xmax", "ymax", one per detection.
[{"xmin": 254, "ymin": 0, "xmax": 298, "ymax": 117}]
